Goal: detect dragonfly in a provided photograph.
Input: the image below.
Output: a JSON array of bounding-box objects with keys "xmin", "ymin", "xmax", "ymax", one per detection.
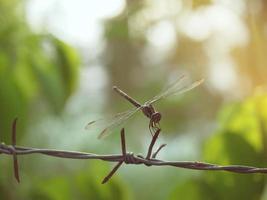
[{"xmin": 85, "ymin": 75, "xmax": 204, "ymax": 139}]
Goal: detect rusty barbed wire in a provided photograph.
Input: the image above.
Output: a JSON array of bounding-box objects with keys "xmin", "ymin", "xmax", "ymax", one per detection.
[{"xmin": 1, "ymin": 118, "xmax": 267, "ymax": 184}]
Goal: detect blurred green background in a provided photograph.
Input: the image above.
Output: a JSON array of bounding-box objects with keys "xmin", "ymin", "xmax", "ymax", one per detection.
[{"xmin": 1, "ymin": 0, "xmax": 267, "ymax": 199}]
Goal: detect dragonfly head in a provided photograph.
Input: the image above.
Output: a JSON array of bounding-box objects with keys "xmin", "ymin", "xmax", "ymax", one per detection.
[{"xmin": 151, "ymin": 112, "xmax": 161, "ymax": 124}]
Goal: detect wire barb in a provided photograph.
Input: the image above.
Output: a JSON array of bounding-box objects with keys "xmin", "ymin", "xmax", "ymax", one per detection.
[
  {"xmin": 102, "ymin": 128, "xmax": 127, "ymax": 184},
  {"xmin": 146, "ymin": 128, "xmax": 161, "ymax": 160},
  {"xmin": 102, "ymin": 161, "xmax": 123, "ymax": 184},
  {"xmin": 152, "ymin": 143, "xmax": 167, "ymax": 159},
  {"xmin": 11, "ymin": 118, "xmax": 20, "ymax": 183}
]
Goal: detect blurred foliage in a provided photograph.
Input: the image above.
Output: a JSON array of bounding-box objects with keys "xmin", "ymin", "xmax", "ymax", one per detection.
[
  {"xmin": 1, "ymin": 0, "xmax": 267, "ymax": 199},
  {"xmin": 233, "ymin": 1, "xmax": 267, "ymax": 87},
  {"xmin": 0, "ymin": 0, "xmax": 81, "ymax": 197},
  {"xmin": 0, "ymin": 0, "xmax": 79, "ymax": 142},
  {"xmin": 191, "ymin": 0, "xmax": 212, "ymax": 9},
  {"xmin": 25, "ymin": 162, "xmax": 131, "ymax": 200},
  {"xmin": 170, "ymin": 92, "xmax": 267, "ymax": 199}
]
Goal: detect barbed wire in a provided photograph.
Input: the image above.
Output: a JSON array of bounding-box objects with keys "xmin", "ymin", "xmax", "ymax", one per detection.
[{"xmin": 1, "ymin": 118, "xmax": 267, "ymax": 184}]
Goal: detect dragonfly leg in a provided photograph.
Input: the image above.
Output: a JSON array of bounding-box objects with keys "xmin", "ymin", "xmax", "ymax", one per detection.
[
  {"xmin": 149, "ymin": 120, "xmax": 154, "ymax": 137},
  {"xmin": 149, "ymin": 121, "xmax": 161, "ymax": 136},
  {"xmin": 156, "ymin": 122, "xmax": 161, "ymax": 129},
  {"xmin": 153, "ymin": 120, "xmax": 160, "ymax": 129},
  {"xmin": 152, "ymin": 124, "xmax": 160, "ymax": 134}
]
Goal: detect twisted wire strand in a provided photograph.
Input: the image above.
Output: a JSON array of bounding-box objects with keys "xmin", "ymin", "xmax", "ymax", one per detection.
[
  {"xmin": 1, "ymin": 142, "xmax": 267, "ymax": 179},
  {"xmin": 1, "ymin": 119, "xmax": 267, "ymax": 184}
]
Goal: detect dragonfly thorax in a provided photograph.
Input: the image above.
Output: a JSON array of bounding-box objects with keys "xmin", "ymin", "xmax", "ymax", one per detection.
[{"xmin": 141, "ymin": 104, "xmax": 161, "ymax": 123}]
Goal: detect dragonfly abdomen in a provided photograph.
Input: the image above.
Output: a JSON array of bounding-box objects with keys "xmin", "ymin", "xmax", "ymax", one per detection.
[{"xmin": 113, "ymin": 86, "xmax": 142, "ymax": 108}]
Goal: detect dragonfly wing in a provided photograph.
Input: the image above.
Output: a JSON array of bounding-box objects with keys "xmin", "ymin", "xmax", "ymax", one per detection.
[
  {"xmin": 143, "ymin": 75, "xmax": 187, "ymax": 105},
  {"xmin": 98, "ymin": 107, "xmax": 141, "ymax": 139},
  {"xmin": 147, "ymin": 78, "xmax": 204, "ymax": 105},
  {"xmin": 164, "ymin": 78, "xmax": 204, "ymax": 98},
  {"xmin": 144, "ymin": 75, "xmax": 186, "ymax": 105},
  {"xmin": 85, "ymin": 107, "xmax": 141, "ymax": 139},
  {"xmin": 85, "ymin": 109, "xmax": 134, "ymax": 130}
]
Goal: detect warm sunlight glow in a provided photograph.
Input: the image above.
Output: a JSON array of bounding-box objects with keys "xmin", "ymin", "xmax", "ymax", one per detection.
[
  {"xmin": 146, "ymin": 20, "xmax": 177, "ymax": 50},
  {"xmin": 26, "ymin": 0, "xmax": 126, "ymax": 45}
]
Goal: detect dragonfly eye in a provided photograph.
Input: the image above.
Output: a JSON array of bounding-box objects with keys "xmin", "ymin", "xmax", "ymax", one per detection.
[{"xmin": 151, "ymin": 112, "xmax": 161, "ymax": 123}]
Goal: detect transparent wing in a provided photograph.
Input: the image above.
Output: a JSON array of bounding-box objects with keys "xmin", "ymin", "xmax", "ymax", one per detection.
[
  {"xmin": 144, "ymin": 75, "xmax": 186, "ymax": 104},
  {"xmin": 85, "ymin": 109, "xmax": 133, "ymax": 129},
  {"xmin": 146, "ymin": 77, "xmax": 204, "ymax": 105},
  {"xmin": 85, "ymin": 107, "xmax": 141, "ymax": 139}
]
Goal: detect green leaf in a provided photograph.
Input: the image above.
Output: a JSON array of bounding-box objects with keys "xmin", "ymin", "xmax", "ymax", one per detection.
[
  {"xmin": 169, "ymin": 178, "xmax": 216, "ymax": 200},
  {"xmin": 50, "ymin": 35, "xmax": 80, "ymax": 99},
  {"xmin": 0, "ymin": 71, "xmax": 28, "ymax": 142},
  {"xmin": 217, "ymin": 99, "xmax": 264, "ymax": 152},
  {"xmin": 29, "ymin": 176, "xmax": 72, "ymax": 200},
  {"xmin": 203, "ymin": 132, "xmax": 263, "ymax": 166},
  {"xmin": 170, "ymin": 94, "xmax": 267, "ymax": 200},
  {"xmin": 27, "ymin": 162, "xmax": 132, "ymax": 200},
  {"xmin": 200, "ymin": 94, "xmax": 267, "ymax": 200},
  {"xmin": 31, "ymin": 59, "xmax": 66, "ymax": 113},
  {"xmin": 28, "ymin": 35, "xmax": 80, "ymax": 113}
]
